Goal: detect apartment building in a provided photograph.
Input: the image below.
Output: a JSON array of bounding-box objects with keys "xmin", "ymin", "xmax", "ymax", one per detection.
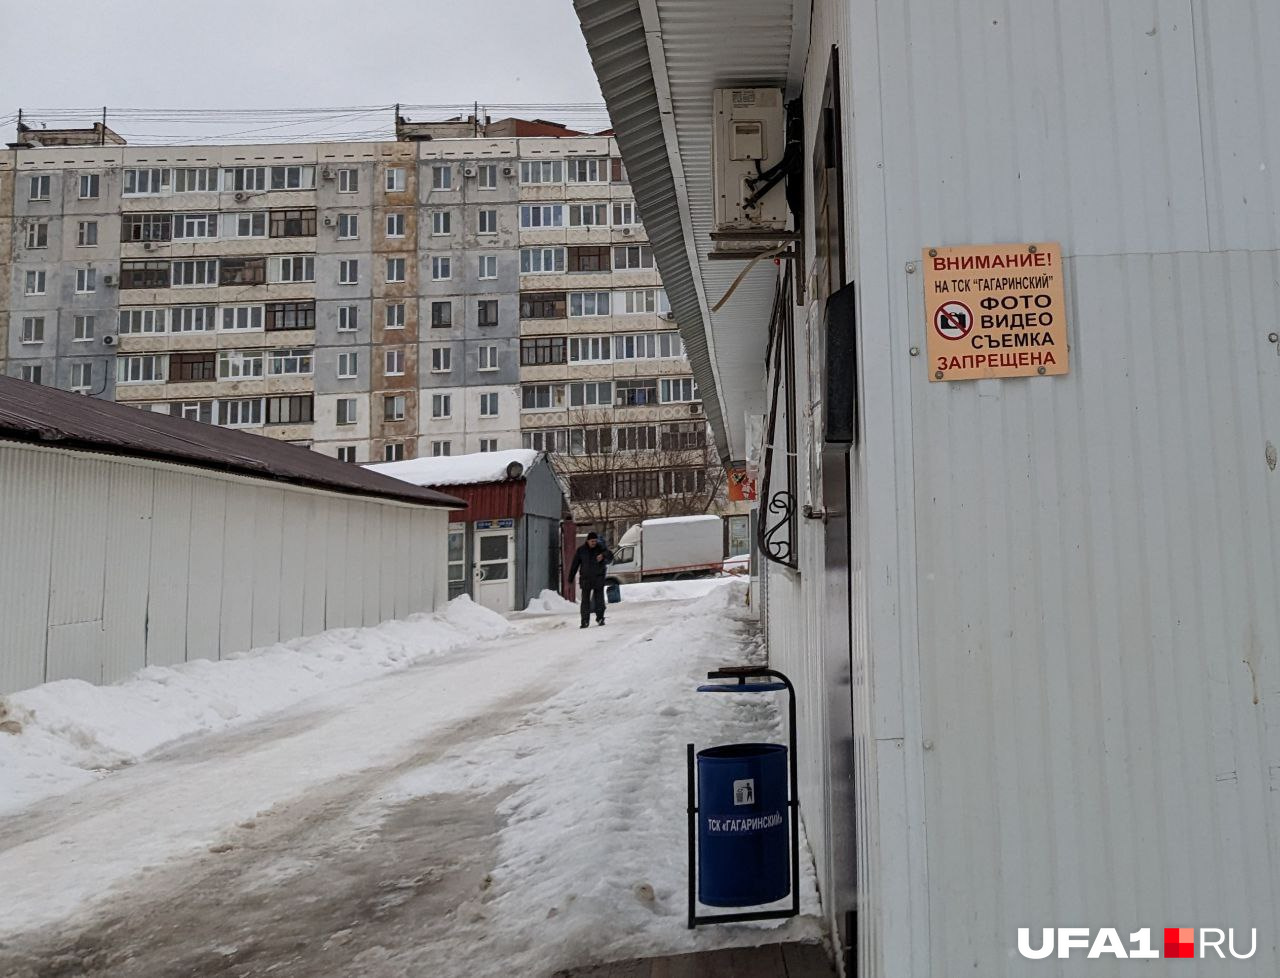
[{"xmin": 3, "ymin": 118, "xmax": 735, "ymax": 539}]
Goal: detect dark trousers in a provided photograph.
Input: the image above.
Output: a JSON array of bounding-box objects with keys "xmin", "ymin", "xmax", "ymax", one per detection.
[{"xmin": 580, "ymin": 580, "xmax": 606, "ymax": 623}]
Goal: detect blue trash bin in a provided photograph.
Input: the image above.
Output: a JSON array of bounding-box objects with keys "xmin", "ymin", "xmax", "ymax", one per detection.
[
  {"xmin": 605, "ymin": 582, "xmax": 621, "ymax": 604},
  {"xmin": 696, "ymin": 742, "xmax": 790, "ymax": 907}
]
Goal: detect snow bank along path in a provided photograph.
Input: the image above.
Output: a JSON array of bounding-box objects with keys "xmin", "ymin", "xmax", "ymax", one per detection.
[{"xmin": 0, "ymin": 582, "xmax": 822, "ymax": 974}]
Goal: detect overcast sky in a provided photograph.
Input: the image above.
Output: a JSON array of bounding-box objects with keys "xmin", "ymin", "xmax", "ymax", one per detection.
[{"xmin": 0, "ymin": 0, "xmax": 606, "ymax": 143}]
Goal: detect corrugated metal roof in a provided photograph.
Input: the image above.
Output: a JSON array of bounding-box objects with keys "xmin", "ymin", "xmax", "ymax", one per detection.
[
  {"xmin": 0, "ymin": 377, "xmax": 465, "ymax": 509},
  {"xmin": 574, "ymin": 0, "xmax": 803, "ymax": 463}
]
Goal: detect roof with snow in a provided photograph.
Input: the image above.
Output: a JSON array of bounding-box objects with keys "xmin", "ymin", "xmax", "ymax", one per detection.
[
  {"xmin": 0, "ymin": 376, "xmax": 465, "ymax": 509},
  {"xmin": 366, "ymin": 449, "xmax": 543, "ymax": 488}
]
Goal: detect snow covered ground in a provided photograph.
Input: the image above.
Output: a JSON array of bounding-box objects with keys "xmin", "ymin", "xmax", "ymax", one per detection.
[{"xmin": 0, "ymin": 582, "xmax": 821, "ymax": 978}]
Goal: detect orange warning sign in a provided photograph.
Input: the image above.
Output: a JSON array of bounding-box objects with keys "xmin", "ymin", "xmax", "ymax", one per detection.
[{"xmin": 922, "ymin": 242, "xmax": 1069, "ymax": 382}]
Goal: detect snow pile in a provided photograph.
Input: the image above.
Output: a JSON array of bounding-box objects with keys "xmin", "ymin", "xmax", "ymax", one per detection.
[
  {"xmin": 521, "ymin": 589, "xmax": 579, "ymax": 615},
  {"xmin": 371, "ymin": 581, "xmax": 823, "ymax": 973},
  {"xmin": 367, "ymin": 449, "xmax": 540, "ymax": 487},
  {"xmin": 0, "ymin": 596, "xmax": 512, "ymax": 816},
  {"xmin": 619, "ymin": 577, "xmax": 737, "ymax": 603},
  {"xmin": 724, "ymin": 554, "xmax": 750, "ymax": 575}
]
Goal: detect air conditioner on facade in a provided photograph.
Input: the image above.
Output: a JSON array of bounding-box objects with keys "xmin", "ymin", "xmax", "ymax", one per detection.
[
  {"xmin": 462, "ymin": 165, "xmax": 477, "ymax": 178},
  {"xmin": 689, "ymin": 402, "xmax": 702, "ymax": 415},
  {"xmin": 142, "ymin": 241, "xmax": 153, "ymax": 251},
  {"xmin": 102, "ymin": 335, "xmax": 118, "ymax": 347},
  {"xmin": 502, "ymin": 165, "xmax": 515, "ymax": 176},
  {"xmin": 234, "ymin": 191, "xmax": 248, "ymax": 202},
  {"xmin": 621, "ymin": 227, "xmax": 634, "ymax": 236},
  {"xmin": 102, "ymin": 274, "xmax": 116, "ymax": 287},
  {"xmin": 321, "ymin": 168, "xmax": 335, "ymax": 180},
  {"xmin": 663, "ymin": 311, "xmax": 676, "ymax": 322},
  {"xmin": 712, "ymin": 87, "xmax": 788, "ymax": 231},
  {"xmin": 322, "ymin": 216, "xmax": 334, "ymax": 227}
]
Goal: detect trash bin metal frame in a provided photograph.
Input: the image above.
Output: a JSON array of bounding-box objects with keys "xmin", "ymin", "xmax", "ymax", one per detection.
[{"xmin": 686, "ymin": 666, "xmax": 801, "ymax": 928}]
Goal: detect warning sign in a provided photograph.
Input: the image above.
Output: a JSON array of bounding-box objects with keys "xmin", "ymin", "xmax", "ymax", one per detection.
[{"xmin": 922, "ymin": 242, "xmax": 1069, "ymax": 382}]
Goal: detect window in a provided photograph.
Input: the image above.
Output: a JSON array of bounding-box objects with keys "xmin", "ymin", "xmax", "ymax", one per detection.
[
  {"xmin": 25, "ymin": 222, "xmax": 49, "ymax": 249},
  {"xmin": 570, "ymin": 427, "xmax": 613, "ymax": 456},
  {"xmin": 523, "ymin": 428, "xmax": 569, "ymax": 453},
  {"xmin": 29, "ymin": 174, "xmax": 51, "ymax": 200},
  {"xmin": 337, "ymin": 305, "xmax": 359, "ymax": 332},
  {"xmin": 567, "ymin": 158, "xmax": 608, "ymax": 183},
  {"xmin": 520, "ymin": 247, "xmax": 565, "ymax": 274},
  {"xmin": 220, "ymin": 257, "xmax": 267, "ymax": 285},
  {"xmin": 337, "ymin": 168, "xmax": 359, "ymax": 193},
  {"xmin": 478, "ymin": 255, "xmax": 497, "ymax": 280},
  {"xmin": 621, "ymin": 289, "xmax": 669, "ymax": 315},
  {"xmin": 172, "ymin": 259, "xmax": 218, "ymax": 286},
  {"xmin": 661, "ymin": 468, "xmax": 707, "ymax": 496},
  {"xmin": 171, "ymin": 305, "xmax": 216, "ymax": 332},
  {"xmin": 386, "ymin": 257, "xmax": 406, "ymax": 283},
  {"xmin": 568, "ymin": 203, "xmax": 609, "ymax": 227},
  {"xmin": 520, "ymin": 204, "xmax": 563, "ymax": 228},
  {"xmin": 431, "ymin": 256, "xmax": 451, "ymax": 280},
  {"xmin": 218, "ymin": 398, "xmax": 263, "ymax": 427},
  {"xmin": 218, "ymin": 350, "xmax": 265, "ymax": 379},
  {"xmin": 73, "ymin": 315, "xmax": 95, "ymax": 342},
  {"xmin": 569, "ymin": 246, "xmax": 611, "ymax": 272},
  {"xmin": 117, "ymin": 354, "xmax": 167, "ymax": 384},
  {"xmin": 270, "ymin": 165, "xmax": 315, "ymax": 190},
  {"xmin": 431, "ymin": 347, "xmax": 452, "ymax": 372},
  {"xmin": 519, "ymin": 292, "xmax": 565, "ymax": 319},
  {"xmin": 569, "ymin": 335, "xmax": 611, "ymax": 363},
  {"xmin": 478, "ymin": 164, "xmax": 498, "ymax": 189},
  {"xmin": 70, "ymin": 363, "xmax": 93, "ymax": 394},
  {"xmin": 479, "ymin": 438, "xmax": 498, "ymax": 453},
  {"xmin": 431, "ymin": 441, "xmax": 452, "ymax": 457},
  {"xmin": 265, "ymin": 301, "xmax": 315, "ymax": 330},
  {"xmin": 272, "ymin": 255, "xmax": 315, "ymax": 284},
  {"xmin": 270, "ymin": 208, "xmax": 317, "ymax": 237},
  {"xmin": 614, "ymin": 332, "xmax": 685, "ymax": 360},
  {"xmin": 385, "ymin": 167, "xmax": 407, "ymax": 192},
  {"xmin": 661, "ymin": 377, "xmax": 698, "ymax": 403},
  {"xmin": 431, "ymin": 165, "xmax": 451, "ymax": 190},
  {"xmin": 383, "ymin": 395, "xmax": 406, "ymax": 422},
  {"xmin": 230, "ymin": 212, "xmax": 267, "ymax": 238},
  {"xmin": 613, "ymin": 470, "xmax": 661, "ymax": 499},
  {"xmin": 617, "ymin": 424, "xmax": 658, "ymax": 452},
  {"xmin": 266, "ymin": 395, "xmax": 314, "ymax": 425},
  {"xmin": 169, "ymin": 351, "xmax": 217, "ymax": 382},
  {"xmin": 386, "ymin": 213, "xmax": 406, "ymax": 237},
  {"xmin": 222, "ymin": 305, "xmax": 263, "ymax": 331},
  {"xmin": 24, "ymin": 270, "xmax": 47, "ymax": 295},
  {"xmin": 570, "ymin": 381, "xmax": 612, "ymax": 407},
  {"xmin": 384, "ymin": 349, "xmax": 405, "ymax": 376},
  {"xmin": 477, "ymin": 299, "xmax": 499, "ymax": 327},
  {"xmin": 478, "ymin": 209, "xmax": 497, "ymax": 234},
  {"xmin": 616, "ymin": 378, "xmax": 659, "ymax": 406},
  {"xmin": 336, "ymin": 398, "xmax": 358, "ymax": 425},
  {"xmin": 172, "ymin": 213, "xmax": 218, "ymax": 240},
  {"xmin": 612, "ymin": 201, "xmax": 639, "ymax": 226},
  {"xmin": 338, "ymin": 259, "xmax": 359, "ymax": 285},
  {"xmin": 20, "ymin": 316, "xmax": 45, "ymax": 344},
  {"xmin": 121, "ymin": 214, "xmax": 172, "ymax": 242},
  {"xmin": 19, "ymin": 365, "xmax": 43, "ymax": 385},
  {"xmin": 383, "ymin": 302, "xmax": 404, "ymax": 330},
  {"xmin": 479, "ymin": 392, "xmax": 499, "ymax": 418},
  {"xmin": 79, "ymin": 174, "xmax": 100, "ymax": 199},
  {"xmin": 119, "ymin": 261, "xmax": 170, "ymax": 289},
  {"xmin": 337, "ymin": 213, "xmax": 359, "ymax": 239},
  {"xmin": 336, "ymin": 445, "xmax": 357, "ymax": 463},
  {"xmin": 430, "ymin": 301, "xmax": 452, "ymax": 328},
  {"xmin": 431, "ymin": 211, "xmax": 451, "ymax": 235},
  {"xmin": 569, "ymin": 291, "xmax": 611, "ymax": 317},
  {"xmin": 268, "ymin": 348, "xmax": 313, "ymax": 376},
  {"xmin": 119, "ymin": 308, "xmax": 169, "ymax": 334},
  {"xmin": 337, "ymin": 352, "xmax": 359, "ymax": 378},
  {"xmin": 520, "ymin": 160, "xmax": 562, "ymax": 184},
  {"xmin": 77, "ymin": 221, "xmax": 98, "ymax": 247},
  {"xmin": 521, "ymin": 384, "xmax": 562, "ymax": 410},
  {"xmin": 520, "ymin": 337, "xmax": 566, "ymax": 366},
  {"xmin": 614, "ymin": 244, "xmax": 653, "ymax": 270},
  {"xmin": 222, "ymin": 167, "xmax": 265, "ymax": 192},
  {"xmin": 611, "ymin": 157, "xmax": 627, "ymax": 183},
  {"xmin": 662, "ymin": 422, "xmax": 708, "ymax": 450},
  {"xmin": 75, "ymin": 268, "xmax": 97, "ymax": 293},
  {"xmin": 174, "ymin": 167, "xmax": 218, "ymax": 193},
  {"xmin": 383, "ymin": 442, "xmax": 406, "ymax": 462},
  {"xmin": 431, "ymin": 393, "xmax": 452, "ymax": 418},
  {"xmin": 478, "ymin": 345, "xmax": 499, "ymax": 371}
]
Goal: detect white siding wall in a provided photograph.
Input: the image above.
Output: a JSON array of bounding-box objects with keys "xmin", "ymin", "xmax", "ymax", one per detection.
[{"xmin": 0, "ymin": 441, "xmax": 449, "ymax": 695}]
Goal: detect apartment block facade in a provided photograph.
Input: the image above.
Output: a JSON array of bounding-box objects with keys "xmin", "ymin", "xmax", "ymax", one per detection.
[{"xmin": 2, "ymin": 121, "xmax": 732, "ymax": 537}]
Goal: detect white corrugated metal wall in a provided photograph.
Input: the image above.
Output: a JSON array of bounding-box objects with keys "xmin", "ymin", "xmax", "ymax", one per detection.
[
  {"xmin": 0, "ymin": 442, "xmax": 449, "ymax": 695},
  {"xmin": 832, "ymin": 0, "xmax": 1280, "ymax": 974}
]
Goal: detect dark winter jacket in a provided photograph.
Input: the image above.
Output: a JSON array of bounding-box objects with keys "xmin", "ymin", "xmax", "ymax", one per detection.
[{"xmin": 569, "ymin": 542, "xmax": 614, "ymax": 585}]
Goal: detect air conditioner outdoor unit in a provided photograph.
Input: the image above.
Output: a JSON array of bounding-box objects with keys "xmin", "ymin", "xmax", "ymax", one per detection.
[
  {"xmin": 502, "ymin": 165, "xmax": 515, "ymax": 176},
  {"xmin": 621, "ymin": 227, "xmax": 634, "ymax": 236},
  {"xmin": 102, "ymin": 335, "xmax": 118, "ymax": 347},
  {"xmin": 321, "ymin": 168, "xmax": 335, "ymax": 180},
  {"xmin": 322, "ymin": 216, "xmax": 334, "ymax": 227},
  {"xmin": 234, "ymin": 191, "xmax": 248, "ymax": 202},
  {"xmin": 712, "ymin": 88, "xmax": 788, "ymax": 231},
  {"xmin": 142, "ymin": 241, "xmax": 153, "ymax": 251},
  {"xmin": 102, "ymin": 274, "xmax": 116, "ymax": 287},
  {"xmin": 662, "ymin": 311, "xmax": 676, "ymax": 322},
  {"xmin": 462, "ymin": 165, "xmax": 477, "ymax": 178},
  {"xmin": 689, "ymin": 402, "xmax": 702, "ymax": 415}
]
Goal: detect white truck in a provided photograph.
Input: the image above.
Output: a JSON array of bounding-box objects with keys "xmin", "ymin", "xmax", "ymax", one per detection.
[{"xmin": 606, "ymin": 515, "xmax": 724, "ymax": 585}]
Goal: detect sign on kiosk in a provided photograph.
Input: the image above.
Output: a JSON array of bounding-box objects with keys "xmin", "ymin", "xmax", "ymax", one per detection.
[{"xmin": 923, "ymin": 242, "xmax": 1069, "ymax": 382}]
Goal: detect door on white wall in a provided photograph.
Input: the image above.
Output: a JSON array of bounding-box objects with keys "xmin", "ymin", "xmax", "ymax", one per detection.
[{"xmin": 474, "ymin": 527, "xmax": 515, "ymax": 613}]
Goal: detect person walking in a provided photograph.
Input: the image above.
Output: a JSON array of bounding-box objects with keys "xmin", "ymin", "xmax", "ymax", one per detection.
[{"xmin": 569, "ymin": 532, "xmax": 613, "ymax": 628}]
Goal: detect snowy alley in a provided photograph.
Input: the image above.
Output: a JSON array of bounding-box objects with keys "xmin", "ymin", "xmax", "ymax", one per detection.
[{"xmin": 0, "ymin": 581, "xmax": 823, "ymax": 978}]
